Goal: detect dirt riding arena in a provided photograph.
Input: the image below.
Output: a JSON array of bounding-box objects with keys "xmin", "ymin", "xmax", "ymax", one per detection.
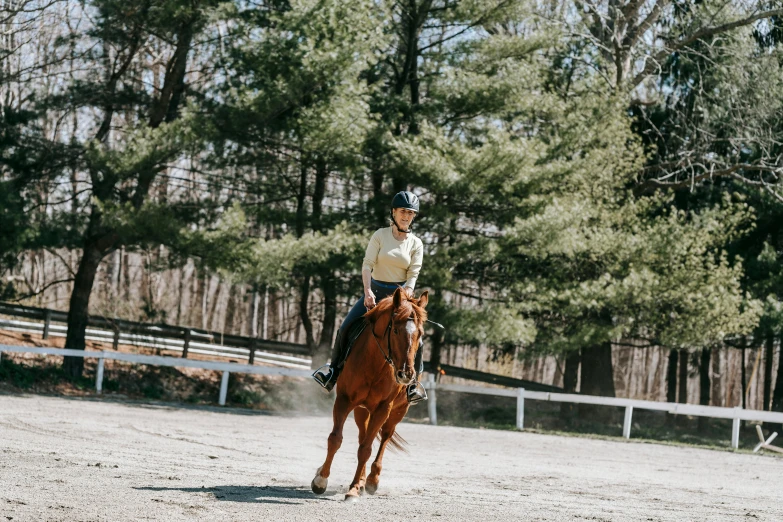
[{"xmin": 1, "ymin": 395, "xmax": 782, "ymax": 521}]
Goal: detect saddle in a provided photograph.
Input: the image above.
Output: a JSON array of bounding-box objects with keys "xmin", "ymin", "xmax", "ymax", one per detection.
[{"xmin": 335, "ymin": 318, "xmax": 368, "ymax": 369}]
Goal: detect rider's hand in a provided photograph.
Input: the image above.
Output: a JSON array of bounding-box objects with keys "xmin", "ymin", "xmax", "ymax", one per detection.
[{"xmin": 364, "ymin": 289, "xmax": 376, "ymax": 309}]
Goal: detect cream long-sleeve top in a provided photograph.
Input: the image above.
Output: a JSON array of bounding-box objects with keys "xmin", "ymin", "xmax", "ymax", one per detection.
[{"xmin": 362, "ymin": 227, "xmax": 424, "ymax": 290}]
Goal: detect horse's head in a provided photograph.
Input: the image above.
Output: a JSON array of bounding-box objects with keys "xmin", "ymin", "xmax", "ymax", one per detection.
[{"xmin": 387, "ymin": 287, "xmax": 429, "ymax": 385}]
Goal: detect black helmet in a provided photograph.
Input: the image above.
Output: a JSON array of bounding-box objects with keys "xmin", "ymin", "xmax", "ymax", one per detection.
[{"xmin": 391, "ymin": 191, "xmax": 419, "ymax": 213}]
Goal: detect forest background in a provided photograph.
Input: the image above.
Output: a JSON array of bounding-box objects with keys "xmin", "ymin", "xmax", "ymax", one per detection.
[{"xmin": 4, "ymin": 0, "xmax": 783, "ymax": 416}]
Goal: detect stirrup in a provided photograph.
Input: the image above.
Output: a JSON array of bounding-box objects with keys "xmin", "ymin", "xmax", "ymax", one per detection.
[
  {"xmin": 312, "ymin": 365, "xmax": 337, "ymax": 392},
  {"xmin": 406, "ymin": 381, "xmax": 428, "ymax": 404}
]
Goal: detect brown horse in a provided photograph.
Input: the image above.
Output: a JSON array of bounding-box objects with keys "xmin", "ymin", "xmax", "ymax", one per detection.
[{"xmin": 311, "ymin": 287, "xmax": 428, "ymax": 501}]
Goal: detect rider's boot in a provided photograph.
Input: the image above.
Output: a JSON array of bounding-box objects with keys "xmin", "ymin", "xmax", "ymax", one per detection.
[
  {"xmin": 406, "ymin": 373, "xmax": 428, "ymax": 404},
  {"xmin": 407, "ymin": 343, "xmax": 427, "ymax": 404},
  {"xmin": 312, "ymin": 329, "xmax": 344, "ymax": 392}
]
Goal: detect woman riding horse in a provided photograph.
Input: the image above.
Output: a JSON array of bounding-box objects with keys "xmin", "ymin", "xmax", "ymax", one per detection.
[{"xmin": 313, "ymin": 190, "xmax": 427, "ymax": 404}]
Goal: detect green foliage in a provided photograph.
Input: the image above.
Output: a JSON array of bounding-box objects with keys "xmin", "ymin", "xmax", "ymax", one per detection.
[
  {"xmin": 445, "ymin": 304, "xmax": 536, "ymax": 346},
  {"xmin": 9, "ymin": 0, "xmax": 780, "ymax": 372},
  {"xmin": 243, "ymin": 223, "xmax": 367, "ymax": 288}
]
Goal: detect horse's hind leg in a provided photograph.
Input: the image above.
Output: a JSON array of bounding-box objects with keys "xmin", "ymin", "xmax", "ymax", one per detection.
[
  {"xmin": 366, "ymin": 402, "xmax": 408, "ymax": 495},
  {"xmin": 312, "ymin": 394, "xmax": 352, "ymax": 495},
  {"xmin": 354, "ymin": 407, "xmax": 370, "ymax": 494},
  {"xmin": 345, "ymin": 402, "xmax": 392, "ymax": 501}
]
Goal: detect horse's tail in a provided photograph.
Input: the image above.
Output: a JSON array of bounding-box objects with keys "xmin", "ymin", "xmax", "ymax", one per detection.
[{"xmin": 378, "ymin": 430, "xmax": 409, "ymax": 454}]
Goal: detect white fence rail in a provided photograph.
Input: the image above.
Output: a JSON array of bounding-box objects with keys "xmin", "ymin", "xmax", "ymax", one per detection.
[
  {"xmin": 0, "ymin": 345, "xmax": 311, "ymax": 406},
  {"xmin": 0, "ymin": 318, "xmax": 312, "ymax": 370},
  {"xmin": 423, "ymin": 376, "xmax": 783, "ymax": 450},
  {"xmin": 4, "ymin": 344, "xmax": 782, "ymax": 450}
]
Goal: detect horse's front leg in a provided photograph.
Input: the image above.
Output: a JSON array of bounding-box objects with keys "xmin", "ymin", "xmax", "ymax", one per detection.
[
  {"xmin": 312, "ymin": 394, "xmax": 352, "ymax": 495},
  {"xmin": 366, "ymin": 400, "xmax": 409, "ymax": 495},
  {"xmin": 344, "ymin": 402, "xmax": 392, "ymax": 501},
  {"xmin": 353, "ymin": 406, "xmax": 370, "ymax": 494}
]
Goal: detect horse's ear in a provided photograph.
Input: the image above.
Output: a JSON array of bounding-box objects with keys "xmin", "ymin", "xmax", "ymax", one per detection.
[
  {"xmin": 418, "ymin": 290, "xmax": 429, "ymax": 309},
  {"xmin": 392, "ymin": 287, "xmax": 403, "ymax": 309}
]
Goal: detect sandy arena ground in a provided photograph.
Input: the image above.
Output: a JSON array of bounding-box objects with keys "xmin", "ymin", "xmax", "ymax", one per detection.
[{"xmin": 1, "ymin": 394, "xmax": 782, "ymax": 521}]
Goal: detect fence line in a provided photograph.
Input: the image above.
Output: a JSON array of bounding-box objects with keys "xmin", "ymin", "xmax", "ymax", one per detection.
[
  {"xmin": 0, "ymin": 302, "xmax": 310, "ymax": 360},
  {"xmin": 2, "ymin": 344, "xmax": 781, "ymax": 449},
  {"xmin": 0, "ymin": 318, "xmax": 311, "ymax": 369},
  {"xmin": 0, "ymin": 345, "xmax": 311, "ymax": 406},
  {"xmin": 0, "ymin": 301, "xmax": 563, "ymax": 392},
  {"xmin": 423, "ymin": 376, "xmax": 783, "ymax": 449}
]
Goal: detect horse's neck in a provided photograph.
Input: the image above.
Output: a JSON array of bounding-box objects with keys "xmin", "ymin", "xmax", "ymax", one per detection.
[
  {"xmin": 353, "ymin": 315, "xmax": 391, "ymax": 368},
  {"xmin": 370, "ymin": 313, "xmax": 389, "ymax": 338}
]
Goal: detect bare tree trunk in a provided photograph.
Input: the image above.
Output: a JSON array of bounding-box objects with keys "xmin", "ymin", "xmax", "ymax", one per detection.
[
  {"xmin": 677, "ymin": 349, "xmax": 688, "ymax": 404},
  {"xmin": 665, "ymin": 349, "xmax": 678, "ymax": 426},
  {"xmin": 580, "ymin": 341, "xmax": 615, "ymax": 397},
  {"xmin": 764, "ymin": 333, "xmax": 774, "ymax": 411},
  {"xmin": 201, "ymin": 273, "xmax": 208, "ymax": 330},
  {"xmin": 741, "ymin": 342, "xmax": 747, "ymax": 410},
  {"xmin": 698, "ymin": 348, "xmax": 711, "ymax": 432},
  {"xmin": 712, "ymin": 347, "xmax": 722, "ymax": 407},
  {"xmin": 563, "ymin": 350, "xmax": 580, "ymax": 392},
  {"xmin": 176, "ymin": 264, "xmax": 186, "ymax": 325},
  {"xmin": 312, "ymin": 157, "xmax": 327, "ymax": 232},
  {"xmin": 63, "ymin": 241, "xmax": 105, "ymax": 378},
  {"xmin": 224, "ymin": 283, "xmax": 238, "ymax": 334},
  {"xmin": 677, "ymin": 348, "xmax": 689, "ymax": 427},
  {"xmin": 122, "ymin": 250, "xmax": 131, "ymax": 303},
  {"xmin": 140, "ymin": 254, "xmax": 150, "ymax": 318},
  {"xmin": 560, "ymin": 349, "xmax": 580, "ymax": 422},
  {"xmin": 299, "ymin": 275, "xmax": 316, "ymax": 353},
  {"xmin": 770, "ymin": 335, "xmax": 783, "ymax": 433},
  {"xmin": 312, "ymin": 274, "xmax": 337, "ymax": 369},
  {"xmin": 207, "ymin": 278, "xmax": 221, "ymax": 331},
  {"xmin": 262, "ymin": 286, "xmax": 269, "ymax": 339},
  {"xmin": 250, "ymin": 286, "xmax": 259, "ymax": 338},
  {"xmin": 372, "ymin": 169, "xmax": 386, "ymax": 227},
  {"xmin": 579, "ymin": 341, "xmax": 614, "ymax": 420}
]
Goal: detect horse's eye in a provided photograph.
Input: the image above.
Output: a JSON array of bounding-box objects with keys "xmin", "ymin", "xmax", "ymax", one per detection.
[{"xmin": 393, "ymin": 328, "xmax": 398, "ymax": 334}]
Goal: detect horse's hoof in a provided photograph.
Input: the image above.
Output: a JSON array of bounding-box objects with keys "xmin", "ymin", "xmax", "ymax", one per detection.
[
  {"xmin": 365, "ymin": 481, "xmax": 378, "ymax": 495},
  {"xmin": 311, "ymin": 476, "xmax": 328, "ymax": 495},
  {"xmin": 344, "ymin": 493, "xmax": 360, "ymax": 503}
]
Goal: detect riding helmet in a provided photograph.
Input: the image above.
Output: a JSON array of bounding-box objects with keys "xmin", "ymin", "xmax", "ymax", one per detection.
[{"xmin": 391, "ymin": 191, "xmax": 420, "ymax": 213}]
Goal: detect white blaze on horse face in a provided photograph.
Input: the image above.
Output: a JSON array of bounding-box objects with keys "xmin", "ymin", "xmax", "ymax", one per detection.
[
  {"xmin": 405, "ymin": 320, "xmax": 417, "ymax": 368},
  {"xmin": 405, "ymin": 320, "xmax": 417, "ymax": 348},
  {"xmin": 405, "ymin": 320, "xmax": 416, "ymax": 336}
]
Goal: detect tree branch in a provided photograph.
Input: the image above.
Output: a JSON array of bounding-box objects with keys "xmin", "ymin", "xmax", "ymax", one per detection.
[
  {"xmin": 11, "ymin": 277, "xmax": 74, "ymax": 302},
  {"xmin": 635, "ymin": 163, "xmax": 783, "ymax": 196},
  {"xmin": 632, "ymin": 8, "xmax": 783, "ymax": 86}
]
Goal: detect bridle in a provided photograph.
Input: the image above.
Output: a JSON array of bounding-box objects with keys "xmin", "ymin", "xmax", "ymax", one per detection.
[{"xmin": 368, "ymin": 309, "xmax": 418, "ymax": 374}]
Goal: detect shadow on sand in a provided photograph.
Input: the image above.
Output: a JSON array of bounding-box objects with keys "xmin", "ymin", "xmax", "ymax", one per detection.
[{"xmin": 134, "ymin": 485, "xmax": 325, "ymax": 505}]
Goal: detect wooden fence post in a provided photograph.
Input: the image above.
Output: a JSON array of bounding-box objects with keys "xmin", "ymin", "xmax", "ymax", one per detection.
[
  {"xmin": 42, "ymin": 310, "xmax": 52, "ymax": 340},
  {"xmin": 516, "ymin": 388, "xmax": 525, "ymax": 430},
  {"xmin": 182, "ymin": 329, "xmax": 191, "ymax": 359},
  {"xmin": 427, "ymin": 374, "xmax": 437, "ymax": 425},
  {"xmin": 219, "ymin": 371, "xmax": 230, "ymax": 406},
  {"xmin": 112, "ymin": 327, "xmax": 120, "ymax": 351}
]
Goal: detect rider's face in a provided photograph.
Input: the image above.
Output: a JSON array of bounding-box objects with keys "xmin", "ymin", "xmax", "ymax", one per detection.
[{"xmin": 393, "ymin": 208, "xmax": 416, "ymax": 229}]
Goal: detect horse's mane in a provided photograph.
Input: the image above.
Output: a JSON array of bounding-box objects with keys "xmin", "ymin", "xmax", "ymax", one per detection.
[{"xmin": 365, "ymin": 292, "xmax": 428, "ymax": 326}]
